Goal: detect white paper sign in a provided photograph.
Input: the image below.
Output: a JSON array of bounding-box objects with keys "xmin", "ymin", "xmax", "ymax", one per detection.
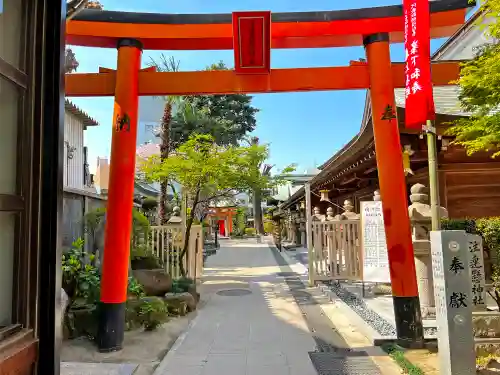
[{"xmin": 360, "ymin": 201, "xmax": 390, "ymax": 283}]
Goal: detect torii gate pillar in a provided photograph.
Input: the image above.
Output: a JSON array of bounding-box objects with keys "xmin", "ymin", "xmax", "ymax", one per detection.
[
  {"xmin": 364, "ymin": 33, "xmax": 424, "ymax": 347},
  {"xmin": 97, "ymin": 38, "xmax": 142, "ymax": 352}
]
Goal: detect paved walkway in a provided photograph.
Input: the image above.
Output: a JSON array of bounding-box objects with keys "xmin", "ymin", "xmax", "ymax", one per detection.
[{"xmin": 154, "ymin": 239, "xmax": 398, "ymax": 375}]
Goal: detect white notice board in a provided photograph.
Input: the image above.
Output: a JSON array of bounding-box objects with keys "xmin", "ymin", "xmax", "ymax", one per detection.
[{"xmin": 360, "ymin": 201, "xmax": 390, "ymax": 283}]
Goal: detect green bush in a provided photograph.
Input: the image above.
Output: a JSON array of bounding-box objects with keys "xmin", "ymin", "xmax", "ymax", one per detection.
[
  {"xmin": 171, "ymin": 277, "xmax": 194, "ymax": 293},
  {"xmin": 245, "ymin": 227, "xmax": 256, "ymax": 236},
  {"xmin": 126, "ymin": 296, "xmax": 170, "ymax": 331},
  {"xmin": 442, "ymin": 217, "xmax": 500, "ymax": 309},
  {"xmin": 137, "ymin": 296, "xmax": 170, "ymax": 330},
  {"xmin": 263, "ymin": 221, "xmax": 273, "ymax": 234},
  {"xmin": 476, "ymin": 217, "xmax": 500, "ymax": 257},
  {"xmin": 128, "ymin": 277, "xmax": 145, "ymax": 298},
  {"xmin": 62, "ymin": 238, "xmax": 171, "ymax": 337},
  {"xmin": 62, "ymin": 238, "xmax": 100, "ymax": 305},
  {"xmin": 441, "ymin": 218, "xmax": 476, "ymax": 233}
]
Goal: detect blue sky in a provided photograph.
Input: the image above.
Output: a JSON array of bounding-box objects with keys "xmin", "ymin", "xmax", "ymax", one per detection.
[{"xmin": 71, "ymin": 0, "xmax": 453, "ymax": 173}]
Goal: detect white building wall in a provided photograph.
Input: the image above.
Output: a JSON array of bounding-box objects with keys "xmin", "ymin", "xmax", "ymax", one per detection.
[
  {"xmin": 64, "ymin": 112, "xmax": 84, "ymax": 189},
  {"xmin": 137, "ymin": 96, "xmax": 176, "ymax": 146},
  {"xmin": 433, "ymin": 15, "xmax": 493, "ymax": 61}
]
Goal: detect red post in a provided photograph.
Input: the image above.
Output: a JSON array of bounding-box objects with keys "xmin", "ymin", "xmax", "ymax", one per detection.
[
  {"xmin": 98, "ymin": 38, "xmax": 142, "ymax": 352},
  {"xmin": 364, "ymin": 33, "xmax": 424, "ymax": 347}
]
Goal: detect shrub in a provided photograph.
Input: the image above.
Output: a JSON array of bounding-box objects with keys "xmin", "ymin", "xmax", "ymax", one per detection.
[
  {"xmin": 171, "ymin": 277, "xmax": 194, "ymax": 293},
  {"xmin": 441, "ymin": 218, "xmax": 476, "ymax": 233},
  {"xmin": 442, "ymin": 217, "xmax": 500, "ymax": 309},
  {"xmin": 126, "ymin": 296, "xmax": 170, "ymax": 331},
  {"xmin": 476, "ymin": 217, "xmax": 500, "ymax": 258},
  {"xmin": 263, "ymin": 221, "xmax": 273, "ymax": 234},
  {"xmin": 245, "ymin": 227, "xmax": 256, "ymax": 236},
  {"xmin": 137, "ymin": 296, "xmax": 170, "ymax": 330},
  {"xmin": 62, "ymin": 238, "xmax": 100, "ymax": 304},
  {"xmin": 128, "ymin": 277, "xmax": 145, "ymax": 297},
  {"xmin": 62, "ymin": 238, "xmax": 170, "ymax": 338}
]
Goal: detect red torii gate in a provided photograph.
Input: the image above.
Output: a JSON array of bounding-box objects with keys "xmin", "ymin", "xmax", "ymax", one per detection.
[{"xmin": 65, "ymin": 0, "xmax": 472, "ymax": 352}]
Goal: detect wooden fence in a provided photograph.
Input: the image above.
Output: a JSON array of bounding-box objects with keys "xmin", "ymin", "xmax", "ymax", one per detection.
[
  {"xmin": 146, "ymin": 224, "xmax": 204, "ymax": 280},
  {"xmin": 311, "ymin": 220, "xmax": 363, "ymax": 282}
]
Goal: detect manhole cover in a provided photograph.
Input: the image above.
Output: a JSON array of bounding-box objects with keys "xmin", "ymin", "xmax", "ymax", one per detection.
[
  {"xmin": 276, "ymin": 272, "xmax": 299, "ymax": 277},
  {"xmin": 216, "ymin": 289, "xmax": 252, "ymax": 296}
]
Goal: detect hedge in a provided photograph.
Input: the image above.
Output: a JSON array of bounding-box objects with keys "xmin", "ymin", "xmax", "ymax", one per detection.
[
  {"xmin": 442, "ymin": 217, "xmax": 500, "ymax": 309},
  {"xmin": 441, "ymin": 217, "xmax": 500, "ymax": 258}
]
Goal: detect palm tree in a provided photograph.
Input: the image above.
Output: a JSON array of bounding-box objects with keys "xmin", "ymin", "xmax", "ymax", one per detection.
[{"xmin": 147, "ymin": 54, "xmax": 181, "ymax": 225}]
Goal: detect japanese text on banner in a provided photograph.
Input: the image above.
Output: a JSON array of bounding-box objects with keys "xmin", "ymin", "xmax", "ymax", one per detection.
[{"xmin": 403, "ymin": 0, "xmax": 435, "ymax": 129}]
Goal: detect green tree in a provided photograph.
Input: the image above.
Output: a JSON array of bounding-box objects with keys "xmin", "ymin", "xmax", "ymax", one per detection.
[
  {"xmin": 243, "ymin": 136, "xmax": 296, "ymax": 234},
  {"xmin": 171, "ymin": 61, "xmax": 259, "ymax": 148},
  {"xmin": 147, "ymin": 54, "xmax": 181, "ymax": 224},
  {"xmin": 141, "ymin": 131, "xmax": 270, "ymax": 276},
  {"xmin": 65, "ymin": 1, "xmax": 103, "ymax": 73},
  {"xmin": 447, "ymin": 0, "xmax": 500, "ymax": 156},
  {"xmin": 234, "ymin": 207, "xmax": 246, "ymax": 236}
]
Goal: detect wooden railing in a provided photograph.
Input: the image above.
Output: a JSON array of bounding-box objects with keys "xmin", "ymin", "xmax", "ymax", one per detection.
[
  {"xmin": 311, "ymin": 220, "xmax": 363, "ymax": 282},
  {"xmin": 146, "ymin": 224, "xmax": 204, "ymax": 280}
]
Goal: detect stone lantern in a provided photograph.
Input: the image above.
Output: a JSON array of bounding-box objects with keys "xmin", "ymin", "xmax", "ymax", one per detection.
[
  {"xmin": 408, "ymin": 183, "xmax": 448, "ymax": 318},
  {"xmin": 319, "ymin": 190, "xmax": 330, "ymax": 202}
]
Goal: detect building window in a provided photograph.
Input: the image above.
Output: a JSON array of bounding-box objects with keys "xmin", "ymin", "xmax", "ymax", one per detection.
[
  {"xmin": 0, "ymin": 0, "xmax": 28, "ymax": 334},
  {"xmin": 145, "ymin": 124, "xmax": 156, "ymax": 133},
  {"xmin": 0, "ymin": 0, "xmax": 25, "ymax": 69}
]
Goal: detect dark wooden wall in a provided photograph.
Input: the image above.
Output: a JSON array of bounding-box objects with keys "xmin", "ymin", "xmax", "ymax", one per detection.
[{"xmin": 409, "ymin": 162, "xmax": 500, "ymax": 219}]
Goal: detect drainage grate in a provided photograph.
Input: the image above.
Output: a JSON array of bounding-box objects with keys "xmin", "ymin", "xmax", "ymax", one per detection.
[
  {"xmin": 269, "ymin": 244, "xmax": 384, "ymax": 375},
  {"xmin": 276, "ymin": 271, "xmax": 299, "ymax": 277},
  {"xmin": 309, "ymin": 352, "xmax": 382, "ymax": 375},
  {"xmin": 216, "ymin": 289, "xmax": 252, "ymax": 297}
]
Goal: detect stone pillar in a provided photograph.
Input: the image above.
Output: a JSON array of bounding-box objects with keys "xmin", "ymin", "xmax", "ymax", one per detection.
[
  {"xmin": 313, "ymin": 206, "xmax": 326, "ymax": 221},
  {"xmin": 408, "ymin": 183, "xmax": 448, "ymax": 319},
  {"xmin": 337, "ymin": 200, "xmax": 360, "ymax": 220},
  {"xmin": 326, "ymin": 207, "xmax": 335, "ymax": 221}
]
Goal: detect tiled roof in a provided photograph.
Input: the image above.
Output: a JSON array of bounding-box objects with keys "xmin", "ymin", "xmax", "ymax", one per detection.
[
  {"xmin": 394, "ymin": 86, "xmax": 469, "ymax": 117},
  {"xmin": 64, "ymin": 99, "xmax": 99, "ymax": 127}
]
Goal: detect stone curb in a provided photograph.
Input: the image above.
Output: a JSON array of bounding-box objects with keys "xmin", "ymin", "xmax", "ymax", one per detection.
[
  {"xmin": 276, "ymin": 249, "xmax": 383, "ymax": 342},
  {"xmin": 151, "ymin": 305, "xmax": 203, "ymax": 375}
]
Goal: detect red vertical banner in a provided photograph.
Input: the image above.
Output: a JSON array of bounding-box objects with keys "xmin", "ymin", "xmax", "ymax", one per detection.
[{"xmin": 404, "ymin": 0, "xmax": 435, "ymax": 129}]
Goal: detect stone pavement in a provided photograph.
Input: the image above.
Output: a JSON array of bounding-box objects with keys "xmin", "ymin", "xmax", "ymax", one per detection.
[{"xmin": 154, "ymin": 238, "xmax": 400, "ymax": 375}]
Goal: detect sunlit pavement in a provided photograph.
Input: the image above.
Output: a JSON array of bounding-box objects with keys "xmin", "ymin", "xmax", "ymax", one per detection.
[{"xmin": 154, "ymin": 238, "xmax": 318, "ymax": 375}]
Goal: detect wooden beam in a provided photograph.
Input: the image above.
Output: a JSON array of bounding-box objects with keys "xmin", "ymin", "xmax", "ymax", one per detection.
[
  {"xmin": 65, "ymin": 61, "xmax": 460, "ymax": 97},
  {"xmin": 441, "ymin": 162, "xmax": 500, "ymax": 172},
  {"xmin": 363, "ymin": 166, "xmax": 378, "ymax": 175},
  {"xmin": 340, "ymin": 174, "xmax": 359, "ymax": 186},
  {"xmin": 66, "ymin": 4, "xmax": 469, "ymax": 50}
]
